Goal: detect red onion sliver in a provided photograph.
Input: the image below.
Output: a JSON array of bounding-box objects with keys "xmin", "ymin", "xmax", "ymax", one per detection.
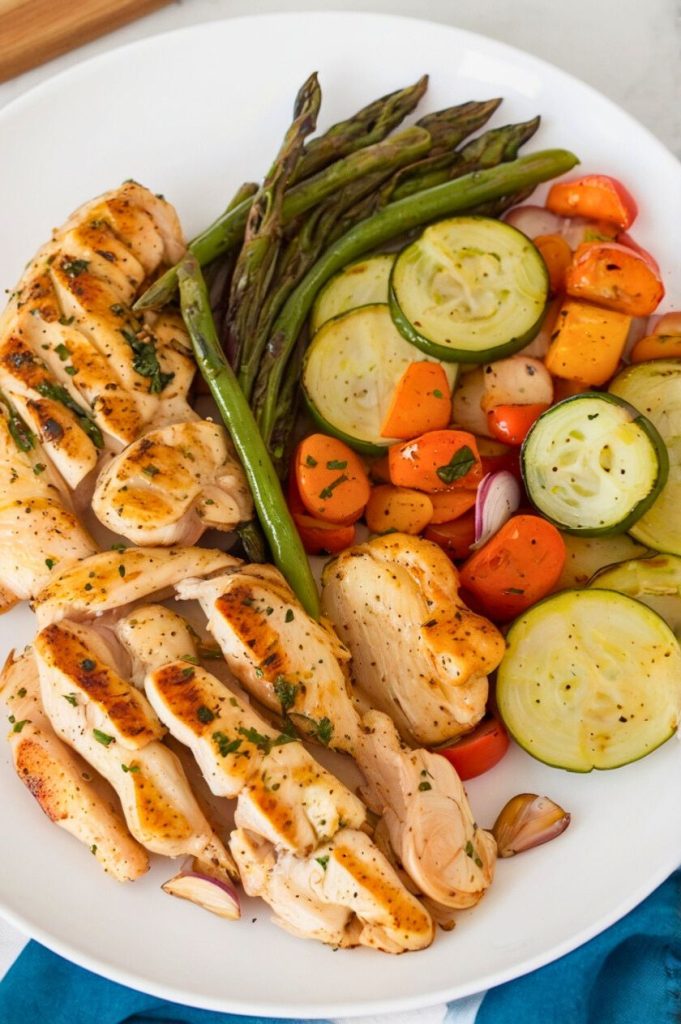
[{"xmin": 473, "ymin": 471, "xmax": 521, "ymax": 550}]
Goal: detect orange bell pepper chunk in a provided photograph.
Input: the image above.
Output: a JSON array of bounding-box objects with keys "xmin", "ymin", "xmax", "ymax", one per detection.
[
  {"xmin": 428, "ymin": 487, "xmax": 478, "ymax": 525},
  {"xmin": 546, "ymin": 175, "xmax": 637, "ymax": 229},
  {"xmin": 381, "ymin": 362, "xmax": 452, "ymax": 439},
  {"xmin": 565, "ymin": 242, "xmax": 664, "ymax": 317},
  {"xmin": 630, "ymin": 334, "xmax": 681, "ymax": 363},
  {"xmin": 544, "ymin": 299, "xmax": 631, "ymax": 386}
]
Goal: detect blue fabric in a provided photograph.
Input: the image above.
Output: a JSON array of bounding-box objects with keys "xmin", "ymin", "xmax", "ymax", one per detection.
[{"xmin": 1, "ymin": 870, "xmax": 679, "ymax": 1024}]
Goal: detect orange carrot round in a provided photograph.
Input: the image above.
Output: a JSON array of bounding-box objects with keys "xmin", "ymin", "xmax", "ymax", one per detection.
[
  {"xmin": 459, "ymin": 514, "xmax": 566, "ymax": 621},
  {"xmin": 365, "ymin": 485, "xmax": 433, "ymax": 535},
  {"xmin": 294, "ymin": 434, "xmax": 370, "ymax": 525},
  {"xmin": 629, "ymin": 333, "xmax": 681, "ymax": 363},
  {"xmin": 424, "ymin": 511, "xmax": 477, "ymax": 561},
  {"xmin": 534, "ymin": 234, "xmax": 573, "ymax": 295},
  {"xmin": 428, "ymin": 487, "xmax": 477, "ymax": 525},
  {"xmin": 388, "ymin": 429, "xmax": 482, "ymax": 493}
]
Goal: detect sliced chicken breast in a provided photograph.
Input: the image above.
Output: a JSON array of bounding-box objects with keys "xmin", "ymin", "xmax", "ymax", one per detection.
[
  {"xmin": 34, "ymin": 546, "xmax": 240, "ymax": 626},
  {"xmin": 0, "ymin": 407, "xmax": 95, "ymax": 609},
  {"xmin": 357, "ymin": 711, "xmax": 496, "ymax": 910},
  {"xmin": 1, "ymin": 648, "xmax": 149, "ymax": 882},
  {"xmin": 33, "ymin": 621, "xmax": 237, "ymax": 881},
  {"xmin": 321, "ymin": 534, "xmax": 505, "ymax": 746},
  {"xmin": 92, "ymin": 422, "xmax": 252, "ymax": 546},
  {"xmin": 177, "ymin": 566, "xmax": 359, "ymax": 754},
  {"xmin": 231, "ymin": 826, "xmax": 434, "ymax": 953}
]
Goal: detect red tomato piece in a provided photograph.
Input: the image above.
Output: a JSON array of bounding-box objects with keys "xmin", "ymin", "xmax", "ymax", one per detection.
[
  {"xmin": 434, "ymin": 715, "xmax": 510, "ymax": 780},
  {"xmin": 546, "ymin": 174, "xmax": 637, "ymax": 229},
  {"xmin": 293, "ymin": 514, "xmax": 356, "ymax": 555},
  {"xmin": 459, "ymin": 514, "xmax": 566, "ymax": 621},
  {"xmin": 487, "ymin": 403, "xmax": 550, "ymax": 446}
]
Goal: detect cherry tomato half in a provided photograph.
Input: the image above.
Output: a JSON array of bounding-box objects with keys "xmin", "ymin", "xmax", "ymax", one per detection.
[{"xmin": 434, "ymin": 715, "xmax": 510, "ymax": 780}]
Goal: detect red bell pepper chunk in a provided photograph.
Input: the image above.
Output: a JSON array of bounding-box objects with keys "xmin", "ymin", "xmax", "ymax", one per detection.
[{"xmin": 546, "ymin": 174, "xmax": 637, "ymax": 229}]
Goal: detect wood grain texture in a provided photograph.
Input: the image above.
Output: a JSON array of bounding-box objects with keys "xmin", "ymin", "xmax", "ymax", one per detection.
[{"xmin": 0, "ymin": 0, "xmax": 173, "ymax": 82}]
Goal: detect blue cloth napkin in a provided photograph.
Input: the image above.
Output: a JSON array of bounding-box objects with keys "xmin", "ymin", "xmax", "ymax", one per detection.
[{"xmin": 1, "ymin": 870, "xmax": 679, "ymax": 1024}]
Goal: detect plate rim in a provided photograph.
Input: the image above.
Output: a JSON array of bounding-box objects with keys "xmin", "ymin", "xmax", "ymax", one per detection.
[{"xmin": 0, "ymin": 10, "xmax": 680, "ymax": 1016}]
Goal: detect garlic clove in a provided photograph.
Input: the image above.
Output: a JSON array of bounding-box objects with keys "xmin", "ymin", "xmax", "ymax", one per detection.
[
  {"xmin": 162, "ymin": 859, "xmax": 241, "ymax": 919},
  {"xmin": 492, "ymin": 792, "xmax": 570, "ymax": 858}
]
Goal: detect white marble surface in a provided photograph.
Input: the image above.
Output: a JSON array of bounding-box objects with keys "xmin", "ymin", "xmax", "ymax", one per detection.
[{"xmin": 0, "ymin": 0, "xmax": 678, "ymax": 994}]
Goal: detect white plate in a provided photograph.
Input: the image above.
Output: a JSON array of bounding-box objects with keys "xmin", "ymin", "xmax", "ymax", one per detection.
[{"xmin": 0, "ymin": 11, "xmax": 680, "ymax": 1018}]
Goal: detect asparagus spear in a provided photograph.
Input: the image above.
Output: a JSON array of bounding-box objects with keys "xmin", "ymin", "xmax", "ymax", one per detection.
[
  {"xmin": 178, "ymin": 253, "xmax": 320, "ymax": 619},
  {"xmin": 226, "ymin": 74, "xmax": 321, "ymax": 375},
  {"xmin": 254, "ymin": 148, "xmax": 579, "ymax": 444}
]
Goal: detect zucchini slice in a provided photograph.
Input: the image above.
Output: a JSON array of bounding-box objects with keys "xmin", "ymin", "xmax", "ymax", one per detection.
[
  {"xmin": 555, "ymin": 532, "xmax": 649, "ymax": 590},
  {"xmin": 310, "ymin": 255, "xmax": 395, "ymax": 334},
  {"xmin": 497, "ymin": 588, "xmax": 681, "ymax": 771},
  {"xmin": 389, "ymin": 216, "xmax": 548, "ymax": 362},
  {"xmin": 589, "ymin": 553, "xmax": 681, "ymax": 638},
  {"xmin": 302, "ymin": 304, "xmax": 458, "ymax": 455},
  {"xmin": 609, "ymin": 360, "xmax": 681, "ymax": 555},
  {"xmin": 522, "ymin": 393, "xmax": 669, "ymax": 535}
]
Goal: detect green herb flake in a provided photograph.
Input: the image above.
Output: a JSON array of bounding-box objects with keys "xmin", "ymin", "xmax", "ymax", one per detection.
[
  {"xmin": 213, "ymin": 731, "xmax": 243, "ymax": 757},
  {"xmin": 58, "ymin": 315, "xmax": 74, "ymax": 327},
  {"xmin": 432, "ymin": 389, "xmax": 444, "ymax": 399},
  {"xmin": 90, "ymin": 844, "xmax": 97, "ymax": 856},
  {"xmin": 33, "ymin": 463, "xmax": 46, "ymax": 475},
  {"xmin": 111, "ymin": 543, "xmax": 127, "ymax": 553},
  {"xmin": 120, "ymin": 328, "xmax": 174, "ymax": 394},
  {"xmin": 62, "ymin": 693, "xmax": 78, "ymax": 707},
  {"xmin": 464, "ymin": 840, "xmax": 475, "ymax": 859},
  {"xmin": 315, "ymin": 855, "xmax": 330, "ymax": 871},
  {"xmin": 274, "ymin": 676, "xmax": 299, "ymax": 712},
  {"xmin": 181, "ymin": 667, "xmax": 195, "ymax": 680},
  {"xmin": 55, "ymin": 343, "xmax": 71, "ymax": 361},
  {"xmin": 418, "ymin": 780, "xmax": 432, "ymax": 791},
  {"xmin": 121, "ymin": 762, "xmax": 140, "ymax": 773},
  {"xmin": 310, "ymin": 716, "xmax": 334, "ymax": 746},
  {"xmin": 17, "ymin": 687, "xmax": 26, "ymax": 698},
  {"xmin": 34, "ymin": 380, "xmax": 103, "ymax": 449},
  {"xmin": 305, "ymin": 454, "xmax": 318, "ymax": 468},
  {"xmin": 436, "ymin": 445, "xmax": 476, "ymax": 485},
  {"xmin": 181, "ymin": 654, "xmax": 199, "ymax": 666},
  {"xmin": 45, "ymin": 558, "xmax": 56, "ymax": 570},
  {"xmin": 142, "ymin": 464, "xmax": 159, "ymax": 477},
  {"xmin": 64, "ymin": 366, "xmax": 78, "ymax": 376},
  {"xmin": 12, "ymin": 719, "xmax": 29, "ymax": 733},
  {"xmin": 319, "ymin": 474, "xmax": 349, "ymax": 501},
  {"xmin": 61, "ymin": 258, "xmax": 89, "ymax": 278},
  {"xmin": 118, "ymin": 564, "xmax": 126, "ymax": 578},
  {"xmin": 197, "ymin": 705, "xmax": 215, "ymax": 724},
  {"xmin": 93, "ymin": 729, "xmax": 114, "ymax": 746},
  {"xmin": 285, "ymin": 609, "xmax": 295, "ymax": 623},
  {"xmin": 326, "ymin": 459, "xmax": 347, "ymax": 471},
  {"xmin": 237, "ymin": 726, "xmax": 298, "ymax": 755}
]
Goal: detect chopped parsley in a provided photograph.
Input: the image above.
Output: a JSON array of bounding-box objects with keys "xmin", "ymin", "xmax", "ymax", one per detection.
[
  {"xmin": 45, "ymin": 558, "xmax": 56, "ymax": 570},
  {"xmin": 212, "ymin": 731, "xmax": 243, "ymax": 757},
  {"xmin": 118, "ymin": 564, "xmax": 126, "ymax": 578},
  {"xmin": 418, "ymin": 781, "xmax": 432, "ymax": 791},
  {"xmin": 34, "ymin": 381, "xmax": 103, "ymax": 449},
  {"xmin": 435, "ymin": 445, "xmax": 476, "ymax": 485},
  {"xmin": 62, "ymin": 693, "xmax": 78, "ymax": 707},
  {"xmin": 432, "ymin": 389, "xmax": 444, "ymax": 399},
  {"xmin": 0, "ymin": 390, "xmax": 35, "ymax": 452},
  {"xmin": 197, "ymin": 705, "xmax": 215, "ymax": 724},
  {"xmin": 120, "ymin": 327, "xmax": 174, "ymax": 394},
  {"xmin": 55, "ymin": 343, "xmax": 70, "ymax": 361},
  {"xmin": 315, "ymin": 855, "xmax": 330, "ymax": 871},
  {"xmin": 319, "ymin": 474, "xmax": 348, "ymax": 501},
  {"xmin": 237, "ymin": 726, "xmax": 299, "ymax": 755},
  {"xmin": 121, "ymin": 762, "xmax": 140, "ymax": 773},
  {"xmin": 61, "ymin": 257, "xmax": 89, "ymax": 278},
  {"xmin": 93, "ymin": 729, "xmax": 114, "ymax": 746},
  {"xmin": 309, "ymin": 716, "xmax": 333, "ymax": 747},
  {"xmin": 326, "ymin": 459, "xmax": 347, "ymax": 470},
  {"xmin": 12, "ymin": 719, "xmax": 29, "ymax": 733},
  {"xmin": 273, "ymin": 676, "xmax": 299, "ymax": 712},
  {"xmin": 181, "ymin": 654, "xmax": 200, "ymax": 666},
  {"xmin": 305, "ymin": 454, "xmax": 318, "ymax": 468},
  {"xmin": 142, "ymin": 464, "xmax": 160, "ymax": 477},
  {"xmin": 181, "ymin": 667, "xmax": 195, "ymax": 680},
  {"xmin": 33, "ymin": 463, "xmax": 45, "ymax": 475}
]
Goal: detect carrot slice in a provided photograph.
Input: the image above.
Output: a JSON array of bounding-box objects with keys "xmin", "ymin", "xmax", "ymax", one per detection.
[
  {"xmin": 544, "ymin": 299, "xmax": 631, "ymax": 386},
  {"xmin": 533, "ymin": 234, "xmax": 573, "ymax": 295},
  {"xmin": 380, "ymin": 362, "xmax": 452, "ymax": 439},
  {"xmin": 294, "ymin": 434, "xmax": 370, "ymax": 525},
  {"xmin": 365, "ymin": 485, "xmax": 433, "ymax": 535},
  {"xmin": 565, "ymin": 242, "xmax": 664, "ymax": 317},
  {"xmin": 388, "ymin": 429, "xmax": 482, "ymax": 493},
  {"xmin": 293, "ymin": 514, "xmax": 356, "ymax": 555},
  {"xmin": 629, "ymin": 333, "xmax": 681, "ymax": 363},
  {"xmin": 546, "ymin": 175, "xmax": 637, "ymax": 229},
  {"xmin": 428, "ymin": 488, "xmax": 477, "ymax": 525},
  {"xmin": 459, "ymin": 514, "xmax": 566, "ymax": 621},
  {"xmin": 424, "ymin": 511, "xmax": 477, "ymax": 561}
]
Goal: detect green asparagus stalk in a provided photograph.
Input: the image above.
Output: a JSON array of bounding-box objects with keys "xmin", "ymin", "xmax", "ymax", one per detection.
[
  {"xmin": 177, "ymin": 254, "xmax": 320, "ymax": 619},
  {"xmin": 255, "ymin": 148, "xmax": 579, "ymax": 444},
  {"xmin": 226, "ymin": 74, "xmax": 321, "ymax": 373},
  {"xmin": 415, "ymin": 98, "xmax": 501, "ymax": 154}
]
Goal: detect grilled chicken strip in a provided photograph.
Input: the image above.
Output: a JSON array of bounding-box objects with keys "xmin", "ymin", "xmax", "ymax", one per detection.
[
  {"xmin": 176, "ymin": 565, "xmax": 360, "ymax": 754},
  {"xmin": 321, "ymin": 534, "xmax": 505, "ymax": 747},
  {"xmin": 114, "ymin": 604, "xmax": 365, "ymax": 856},
  {"xmin": 33, "ymin": 619, "xmax": 238, "ymax": 882},
  {"xmin": 1, "ymin": 648, "xmax": 149, "ymax": 882},
  {"xmin": 92, "ymin": 422, "xmax": 252, "ymax": 546},
  {"xmin": 231, "ymin": 827, "xmax": 434, "ymax": 953},
  {"xmin": 357, "ymin": 711, "xmax": 496, "ymax": 910},
  {"xmin": 0, "ymin": 406, "xmax": 96, "ymax": 611},
  {"xmin": 0, "ymin": 182, "xmax": 194, "ymax": 488},
  {"xmin": 34, "ymin": 546, "xmax": 240, "ymax": 627}
]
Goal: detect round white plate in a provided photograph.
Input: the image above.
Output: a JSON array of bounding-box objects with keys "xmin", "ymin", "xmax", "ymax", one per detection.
[{"xmin": 0, "ymin": 12, "xmax": 680, "ymax": 1018}]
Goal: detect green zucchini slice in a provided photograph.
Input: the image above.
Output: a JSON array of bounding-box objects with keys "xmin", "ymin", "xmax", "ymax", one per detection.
[
  {"xmin": 389, "ymin": 216, "xmax": 548, "ymax": 362},
  {"xmin": 302, "ymin": 304, "xmax": 458, "ymax": 455},
  {"xmin": 497, "ymin": 588, "xmax": 681, "ymax": 771},
  {"xmin": 589, "ymin": 553, "xmax": 681, "ymax": 638},
  {"xmin": 310, "ymin": 255, "xmax": 395, "ymax": 334},
  {"xmin": 522, "ymin": 393, "xmax": 669, "ymax": 535},
  {"xmin": 555, "ymin": 532, "xmax": 649, "ymax": 590},
  {"xmin": 609, "ymin": 359, "xmax": 681, "ymax": 555}
]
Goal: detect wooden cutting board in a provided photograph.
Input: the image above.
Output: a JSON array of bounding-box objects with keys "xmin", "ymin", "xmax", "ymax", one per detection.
[{"xmin": 0, "ymin": 0, "xmax": 172, "ymax": 82}]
